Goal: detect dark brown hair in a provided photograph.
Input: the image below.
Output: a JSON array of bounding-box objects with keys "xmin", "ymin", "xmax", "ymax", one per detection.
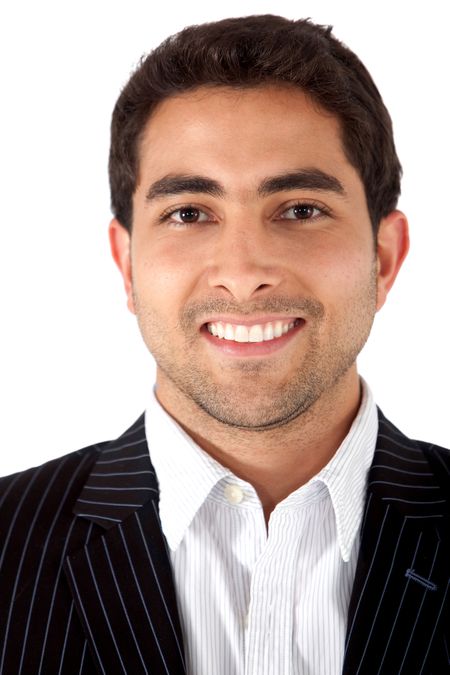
[{"xmin": 109, "ymin": 15, "xmax": 401, "ymax": 233}]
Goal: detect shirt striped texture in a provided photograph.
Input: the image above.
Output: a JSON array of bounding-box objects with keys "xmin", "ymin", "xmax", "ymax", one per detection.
[
  {"xmin": 146, "ymin": 380, "xmax": 379, "ymax": 675},
  {"xmin": 0, "ymin": 405, "xmax": 448, "ymax": 672}
]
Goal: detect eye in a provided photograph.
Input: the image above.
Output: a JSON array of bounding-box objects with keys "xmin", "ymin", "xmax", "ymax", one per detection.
[
  {"xmin": 160, "ymin": 205, "xmax": 212, "ymax": 225},
  {"xmin": 279, "ymin": 202, "xmax": 326, "ymax": 220}
]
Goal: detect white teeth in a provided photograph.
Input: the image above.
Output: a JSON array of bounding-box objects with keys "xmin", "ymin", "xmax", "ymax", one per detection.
[
  {"xmin": 249, "ymin": 324, "xmax": 264, "ymax": 342},
  {"xmin": 235, "ymin": 325, "xmax": 248, "ymax": 342},
  {"xmin": 274, "ymin": 321, "xmax": 283, "ymax": 338},
  {"xmin": 263, "ymin": 323, "xmax": 274, "ymax": 341},
  {"xmin": 225, "ymin": 323, "xmax": 234, "ymax": 340},
  {"xmin": 207, "ymin": 319, "xmax": 299, "ymax": 343}
]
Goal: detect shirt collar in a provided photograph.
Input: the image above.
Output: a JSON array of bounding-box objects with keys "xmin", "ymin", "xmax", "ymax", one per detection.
[
  {"xmin": 312, "ymin": 379, "xmax": 378, "ymax": 561},
  {"xmin": 145, "ymin": 394, "xmax": 232, "ymax": 551},
  {"xmin": 145, "ymin": 379, "xmax": 378, "ymax": 559}
]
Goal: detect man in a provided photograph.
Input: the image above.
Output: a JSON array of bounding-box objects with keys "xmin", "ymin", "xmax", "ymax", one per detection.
[{"xmin": 0, "ymin": 14, "xmax": 448, "ymax": 675}]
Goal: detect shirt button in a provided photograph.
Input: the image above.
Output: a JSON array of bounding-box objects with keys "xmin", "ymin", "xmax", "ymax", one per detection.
[{"xmin": 224, "ymin": 484, "xmax": 244, "ymax": 505}]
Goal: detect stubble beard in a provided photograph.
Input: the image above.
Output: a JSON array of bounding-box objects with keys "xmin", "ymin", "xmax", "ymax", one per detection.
[{"xmin": 134, "ymin": 266, "xmax": 378, "ymax": 430}]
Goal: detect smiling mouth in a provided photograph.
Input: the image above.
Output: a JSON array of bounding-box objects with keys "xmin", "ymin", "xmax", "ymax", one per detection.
[{"xmin": 205, "ymin": 318, "xmax": 303, "ymax": 343}]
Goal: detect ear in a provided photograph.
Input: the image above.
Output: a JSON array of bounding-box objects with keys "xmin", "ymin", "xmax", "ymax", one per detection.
[
  {"xmin": 376, "ymin": 210, "xmax": 410, "ymax": 311},
  {"xmin": 109, "ymin": 218, "xmax": 136, "ymax": 314}
]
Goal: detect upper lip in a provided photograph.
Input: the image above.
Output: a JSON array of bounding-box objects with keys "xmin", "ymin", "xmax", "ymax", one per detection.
[{"xmin": 202, "ymin": 315, "xmax": 301, "ymax": 327}]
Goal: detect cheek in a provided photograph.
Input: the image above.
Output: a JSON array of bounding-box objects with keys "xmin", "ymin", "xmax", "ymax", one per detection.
[
  {"xmin": 133, "ymin": 243, "xmax": 197, "ymax": 313},
  {"xmin": 287, "ymin": 234, "xmax": 372, "ymax": 296}
]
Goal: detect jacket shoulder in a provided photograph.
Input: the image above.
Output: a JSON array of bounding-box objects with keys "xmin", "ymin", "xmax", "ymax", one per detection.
[
  {"xmin": 0, "ymin": 441, "xmax": 108, "ymax": 536},
  {"xmin": 0, "ymin": 441, "xmax": 107, "ymax": 496},
  {"xmin": 377, "ymin": 409, "xmax": 450, "ymax": 496},
  {"xmin": 418, "ymin": 439, "xmax": 450, "ymax": 492},
  {"xmin": 0, "ymin": 414, "xmax": 147, "ymax": 538}
]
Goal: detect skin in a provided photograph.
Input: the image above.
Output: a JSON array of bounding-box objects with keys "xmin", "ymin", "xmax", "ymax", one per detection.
[{"xmin": 110, "ymin": 85, "xmax": 409, "ymax": 521}]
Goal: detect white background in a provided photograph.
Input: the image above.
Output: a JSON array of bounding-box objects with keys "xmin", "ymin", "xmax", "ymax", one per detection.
[{"xmin": 0, "ymin": 0, "xmax": 448, "ymax": 475}]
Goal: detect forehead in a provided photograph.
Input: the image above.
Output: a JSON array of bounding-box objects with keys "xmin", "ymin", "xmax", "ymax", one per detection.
[
  {"xmin": 136, "ymin": 84, "xmax": 361, "ymax": 197},
  {"xmin": 142, "ymin": 84, "xmax": 341, "ymax": 147}
]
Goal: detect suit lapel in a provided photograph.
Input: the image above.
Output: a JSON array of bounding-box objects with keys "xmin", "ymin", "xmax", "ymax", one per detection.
[
  {"xmin": 64, "ymin": 415, "xmax": 186, "ymax": 675},
  {"xmin": 343, "ymin": 411, "xmax": 449, "ymax": 674},
  {"xmin": 65, "ymin": 410, "xmax": 448, "ymax": 674}
]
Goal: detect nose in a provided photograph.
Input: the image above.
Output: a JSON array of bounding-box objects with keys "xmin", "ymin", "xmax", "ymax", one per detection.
[{"xmin": 206, "ymin": 223, "xmax": 284, "ymax": 303}]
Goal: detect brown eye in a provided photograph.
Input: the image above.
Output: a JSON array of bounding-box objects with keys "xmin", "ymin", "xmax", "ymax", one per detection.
[
  {"xmin": 160, "ymin": 205, "xmax": 211, "ymax": 226},
  {"xmin": 279, "ymin": 203, "xmax": 323, "ymax": 220},
  {"xmin": 179, "ymin": 207, "xmax": 200, "ymax": 222},
  {"xmin": 292, "ymin": 204, "xmax": 316, "ymax": 219}
]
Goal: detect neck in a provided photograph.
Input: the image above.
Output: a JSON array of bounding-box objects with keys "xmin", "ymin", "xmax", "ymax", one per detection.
[{"xmin": 156, "ymin": 369, "xmax": 362, "ymax": 521}]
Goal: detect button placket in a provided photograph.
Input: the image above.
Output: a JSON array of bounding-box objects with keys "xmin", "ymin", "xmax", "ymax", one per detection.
[{"xmin": 245, "ymin": 510, "xmax": 299, "ymax": 675}]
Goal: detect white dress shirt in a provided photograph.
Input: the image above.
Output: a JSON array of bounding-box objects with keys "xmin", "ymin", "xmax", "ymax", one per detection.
[{"xmin": 145, "ymin": 380, "xmax": 378, "ymax": 675}]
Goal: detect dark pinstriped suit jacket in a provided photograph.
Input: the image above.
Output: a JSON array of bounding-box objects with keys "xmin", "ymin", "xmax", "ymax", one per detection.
[{"xmin": 0, "ymin": 410, "xmax": 448, "ymax": 674}]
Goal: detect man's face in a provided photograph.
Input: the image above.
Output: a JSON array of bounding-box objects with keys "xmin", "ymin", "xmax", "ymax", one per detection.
[{"xmin": 112, "ymin": 85, "xmax": 399, "ymax": 429}]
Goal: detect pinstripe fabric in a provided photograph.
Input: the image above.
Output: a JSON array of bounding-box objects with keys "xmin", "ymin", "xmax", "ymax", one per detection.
[
  {"xmin": 0, "ymin": 408, "xmax": 448, "ymax": 674},
  {"xmin": 343, "ymin": 412, "xmax": 450, "ymax": 674},
  {"xmin": 145, "ymin": 382, "xmax": 378, "ymax": 675},
  {"xmin": 64, "ymin": 417, "xmax": 186, "ymax": 675},
  {"xmin": 0, "ymin": 446, "xmax": 101, "ymax": 674},
  {"xmin": 0, "ymin": 417, "xmax": 185, "ymax": 675}
]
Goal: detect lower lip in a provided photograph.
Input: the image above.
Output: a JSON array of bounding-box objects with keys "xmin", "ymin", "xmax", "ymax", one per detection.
[{"xmin": 201, "ymin": 320, "xmax": 305, "ymax": 357}]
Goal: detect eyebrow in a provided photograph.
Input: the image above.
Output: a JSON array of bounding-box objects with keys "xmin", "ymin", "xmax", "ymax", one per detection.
[
  {"xmin": 144, "ymin": 168, "xmax": 346, "ymax": 202},
  {"xmin": 145, "ymin": 175, "xmax": 224, "ymax": 201},
  {"xmin": 258, "ymin": 169, "xmax": 346, "ymax": 197}
]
